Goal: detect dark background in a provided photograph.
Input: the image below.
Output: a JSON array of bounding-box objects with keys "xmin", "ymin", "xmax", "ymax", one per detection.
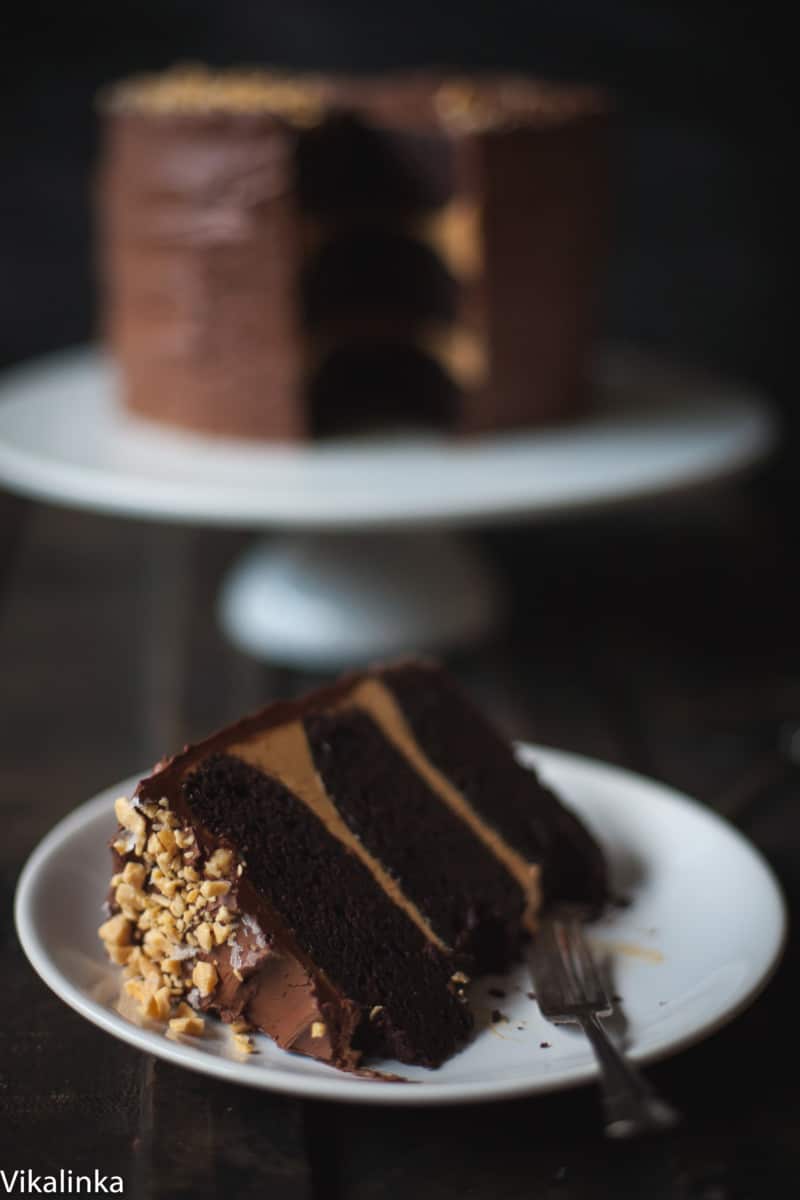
[
  {"xmin": 3, "ymin": 7, "xmax": 800, "ymax": 1198},
  {"xmin": 1, "ymin": 2, "xmax": 792, "ymax": 421}
]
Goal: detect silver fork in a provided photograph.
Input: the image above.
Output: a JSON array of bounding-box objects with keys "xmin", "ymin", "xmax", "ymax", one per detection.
[{"xmin": 529, "ymin": 910, "xmax": 680, "ymax": 1138}]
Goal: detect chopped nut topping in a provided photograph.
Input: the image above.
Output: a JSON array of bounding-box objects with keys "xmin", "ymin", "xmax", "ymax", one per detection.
[
  {"xmin": 114, "ymin": 796, "xmax": 144, "ymax": 836},
  {"xmin": 310, "ymin": 1021, "xmax": 327, "ymax": 1039},
  {"xmin": 141, "ymin": 956, "xmax": 162, "ymax": 985},
  {"xmin": 106, "ymin": 944, "xmax": 133, "ymax": 966},
  {"xmin": 212, "ymin": 922, "xmax": 230, "ymax": 946},
  {"xmin": 98, "ymin": 914, "xmax": 132, "ymax": 946},
  {"xmin": 229, "ymin": 1019, "xmax": 251, "ymax": 1034},
  {"xmin": 369, "ymin": 1005, "xmax": 384, "ymax": 1021},
  {"xmin": 169, "ymin": 1014, "xmax": 205, "ymax": 1036},
  {"xmin": 205, "ymin": 848, "xmax": 234, "ymax": 878},
  {"xmin": 124, "ymin": 978, "xmax": 150, "ymax": 1005},
  {"xmin": 195, "ymin": 923, "xmax": 214, "ymax": 953},
  {"xmin": 192, "ymin": 961, "xmax": 218, "ymax": 997},
  {"xmin": 143, "ymin": 928, "xmax": 169, "ymax": 958},
  {"xmin": 451, "ymin": 971, "xmax": 470, "ymax": 985},
  {"xmin": 156, "ymin": 850, "xmax": 176, "ymax": 873},
  {"xmin": 200, "ymin": 880, "xmax": 230, "ymax": 899},
  {"xmin": 101, "ymin": 798, "xmax": 243, "ymax": 1030},
  {"xmin": 125, "ymin": 947, "xmax": 146, "ymax": 976},
  {"xmin": 158, "ymin": 876, "xmax": 180, "ymax": 899},
  {"xmin": 121, "ymin": 861, "xmax": 146, "ymax": 889},
  {"xmin": 157, "ymin": 828, "xmax": 176, "ymax": 854},
  {"xmin": 115, "ymin": 882, "xmax": 145, "ymax": 911},
  {"xmin": 232, "ymin": 1032, "xmax": 255, "ymax": 1055},
  {"xmin": 146, "ymin": 985, "xmax": 172, "ymax": 1020}
]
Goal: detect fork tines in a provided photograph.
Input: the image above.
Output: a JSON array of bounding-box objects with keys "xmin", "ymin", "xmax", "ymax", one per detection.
[{"xmin": 530, "ymin": 909, "xmax": 612, "ymax": 1022}]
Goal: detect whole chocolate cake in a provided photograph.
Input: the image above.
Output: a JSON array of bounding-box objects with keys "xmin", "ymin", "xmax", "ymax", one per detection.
[
  {"xmin": 99, "ymin": 660, "xmax": 607, "ymax": 1071},
  {"xmin": 97, "ymin": 66, "xmax": 610, "ymax": 440}
]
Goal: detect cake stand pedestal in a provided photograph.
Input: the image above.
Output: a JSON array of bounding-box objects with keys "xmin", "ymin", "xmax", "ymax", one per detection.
[
  {"xmin": 219, "ymin": 532, "xmax": 503, "ymax": 668},
  {"xmin": 0, "ymin": 346, "xmax": 776, "ymax": 668}
]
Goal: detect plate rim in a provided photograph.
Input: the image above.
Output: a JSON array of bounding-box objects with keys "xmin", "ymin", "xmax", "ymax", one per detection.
[
  {"xmin": 0, "ymin": 346, "xmax": 776, "ymax": 531},
  {"xmin": 14, "ymin": 745, "xmax": 788, "ymax": 1107}
]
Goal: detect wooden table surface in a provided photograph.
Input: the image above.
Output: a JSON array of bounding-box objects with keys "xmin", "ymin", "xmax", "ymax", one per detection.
[{"xmin": 1, "ymin": 468, "xmax": 798, "ymax": 1198}]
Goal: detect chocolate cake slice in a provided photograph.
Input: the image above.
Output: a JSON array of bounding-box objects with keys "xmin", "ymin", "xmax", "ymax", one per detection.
[{"xmin": 99, "ymin": 661, "xmax": 607, "ymax": 1071}]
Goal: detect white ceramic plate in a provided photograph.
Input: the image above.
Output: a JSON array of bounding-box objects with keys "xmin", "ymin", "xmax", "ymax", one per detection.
[
  {"xmin": 0, "ymin": 346, "xmax": 774, "ymax": 530},
  {"xmin": 15, "ymin": 745, "xmax": 785, "ymax": 1106}
]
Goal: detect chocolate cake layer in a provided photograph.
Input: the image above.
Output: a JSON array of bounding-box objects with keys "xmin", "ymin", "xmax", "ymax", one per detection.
[{"xmin": 98, "ymin": 66, "xmax": 610, "ymax": 441}]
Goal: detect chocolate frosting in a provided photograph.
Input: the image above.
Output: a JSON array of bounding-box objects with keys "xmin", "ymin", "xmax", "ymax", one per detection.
[{"xmin": 203, "ymin": 890, "xmax": 360, "ymax": 1070}]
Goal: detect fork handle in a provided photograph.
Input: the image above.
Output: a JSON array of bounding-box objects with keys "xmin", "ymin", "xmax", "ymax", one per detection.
[{"xmin": 579, "ymin": 1013, "xmax": 680, "ymax": 1138}]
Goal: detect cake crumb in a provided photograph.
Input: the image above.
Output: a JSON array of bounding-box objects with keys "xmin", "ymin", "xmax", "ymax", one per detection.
[
  {"xmin": 540, "ymin": 1041, "xmax": 551, "ymax": 1049},
  {"xmin": 490, "ymin": 1009, "xmax": 506, "ymax": 1024},
  {"xmin": 526, "ymin": 991, "xmax": 536, "ymax": 1001},
  {"xmin": 488, "ymin": 987, "xmax": 506, "ymax": 999}
]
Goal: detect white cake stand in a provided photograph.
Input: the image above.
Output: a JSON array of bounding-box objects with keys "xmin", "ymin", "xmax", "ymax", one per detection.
[{"xmin": 0, "ymin": 346, "xmax": 775, "ymax": 667}]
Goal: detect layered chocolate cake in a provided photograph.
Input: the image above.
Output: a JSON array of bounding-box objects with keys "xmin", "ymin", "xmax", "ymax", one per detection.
[
  {"xmin": 99, "ymin": 661, "xmax": 606, "ymax": 1071},
  {"xmin": 97, "ymin": 66, "xmax": 610, "ymax": 440}
]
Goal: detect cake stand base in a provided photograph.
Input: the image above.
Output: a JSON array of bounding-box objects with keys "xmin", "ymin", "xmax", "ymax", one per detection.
[{"xmin": 218, "ymin": 532, "xmax": 505, "ymax": 669}]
